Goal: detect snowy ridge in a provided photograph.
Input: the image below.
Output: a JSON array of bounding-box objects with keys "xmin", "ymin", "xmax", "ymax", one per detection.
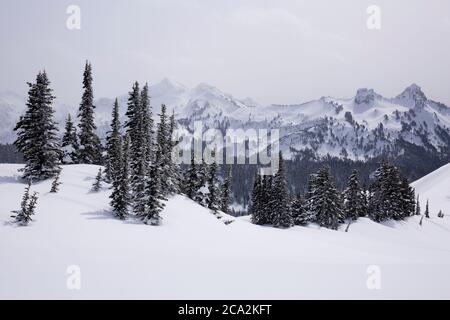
[
  {"xmin": 1, "ymin": 163, "xmax": 450, "ymax": 299},
  {"xmin": 2, "ymin": 81, "xmax": 450, "ymax": 161}
]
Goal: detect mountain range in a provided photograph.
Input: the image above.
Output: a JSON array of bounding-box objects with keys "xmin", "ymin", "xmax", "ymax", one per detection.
[{"xmin": 2, "ymin": 79, "xmax": 450, "ymax": 161}]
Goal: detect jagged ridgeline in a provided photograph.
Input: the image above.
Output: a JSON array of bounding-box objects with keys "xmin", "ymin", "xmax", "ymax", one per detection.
[{"xmin": 3, "ymin": 65, "xmax": 450, "ymax": 211}]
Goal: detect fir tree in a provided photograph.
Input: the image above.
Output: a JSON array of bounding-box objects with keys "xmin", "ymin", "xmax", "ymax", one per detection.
[
  {"xmin": 220, "ymin": 165, "xmax": 232, "ymax": 214},
  {"xmin": 50, "ymin": 171, "xmax": 61, "ymax": 193},
  {"xmin": 184, "ymin": 150, "xmax": 199, "ymax": 200},
  {"xmin": 304, "ymin": 173, "xmax": 318, "ymax": 221},
  {"xmin": 194, "ymin": 157, "xmax": 208, "ymax": 206},
  {"xmin": 424, "ymin": 200, "xmax": 430, "ymax": 218},
  {"xmin": 124, "ymin": 82, "xmax": 147, "ymax": 216},
  {"xmin": 269, "ymin": 152, "xmax": 293, "ymax": 228},
  {"xmin": 143, "ymin": 148, "xmax": 166, "ymax": 225},
  {"xmin": 261, "ymin": 174, "xmax": 273, "ymax": 223},
  {"xmin": 105, "ymin": 98, "xmax": 122, "ymax": 183},
  {"xmin": 206, "ymin": 157, "xmax": 219, "ymax": 213},
  {"xmin": 291, "ymin": 193, "xmax": 314, "ymax": 226},
  {"xmin": 77, "ymin": 61, "xmax": 102, "ymax": 164},
  {"xmin": 141, "ymin": 83, "xmax": 154, "ymax": 166},
  {"xmin": 91, "ymin": 168, "xmax": 103, "ymax": 192},
  {"xmin": 166, "ymin": 110, "xmax": 181, "ymax": 194},
  {"xmin": 311, "ymin": 166, "xmax": 342, "ymax": 230},
  {"xmin": 399, "ymin": 175, "xmax": 415, "ymax": 219},
  {"xmin": 250, "ymin": 171, "xmax": 266, "ymax": 225},
  {"xmin": 415, "ymin": 194, "xmax": 421, "ymax": 216},
  {"xmin": 110, "ymin": 134, "xmax": 130, "ymax": 220},
  {"xmin": 61, "ymin": 114, "xmax": 79, "ymax": 164},
  {"xmin": 11, "ymin": 182, "xmax": 38, "ymax": 226},
  {"xmin": 438, "ymin": 210, "xmax": 444, "ymax": 218},
  {"xmin": 155, "ymin": 104, "xmax": 170, "ymax": 195},
  {"xmin": 14, "ymin": 71, "xmax": 61, "ymax": 180},
  {"xmin": 368, "ymin": 161, "xmax": 407, "ymax": 222},
  {"xmin": 343, "ymin": 169, "xmax": 366, "ymax": 221}
]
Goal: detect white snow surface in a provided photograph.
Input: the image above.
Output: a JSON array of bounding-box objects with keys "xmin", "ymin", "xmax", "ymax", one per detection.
[{"xmin": 1, "ymin": 163, "xmax": 450, "ymax": 299}]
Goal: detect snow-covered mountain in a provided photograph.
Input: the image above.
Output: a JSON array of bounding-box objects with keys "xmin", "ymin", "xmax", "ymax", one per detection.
[
  {"xmin": 2, "ymin": 80, "xmax": 450, "ymax": 161},
  {"xmin": 1, "ymin": 163, "xmax": 450, "ymax": 299}
]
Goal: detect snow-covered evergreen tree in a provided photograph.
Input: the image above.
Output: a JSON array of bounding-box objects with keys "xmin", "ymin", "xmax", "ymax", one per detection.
[
  {"xmin": 343, "ymin": 169, "xmax": 366, "ymax": 221},
  {"xmin": 368, "ymin": 161, "xmax": 415, "ymax": 222},
  {"xmin": 415, "ymin": 194, "xmax": 421, "ymax": 216},
  {"xmin": 77, "ymin": 61, "xmax": 102, "ymax": 164},
  {"xmin": 438, "ymin": 210, "xmax": 444, "ymax": 218},
  {"xmin": 425, "ymin": 199, "xmax": 430, "ymax": 218},
  {"xmin": 166, "ymin": 110, "xmax": 181, "ymax": 194},
  {"xmin": 50, "ymin": 171, "xmax": 61, "ymax": 193},
  {"xmin": 61, "ymin": 114, "xmax": 79, "ymax": 164},
  {"xmin": 291, "ymin": 193, "xmax": 314, "ymax": 226},
  {"xmin": 399, "ymin": 175, "xmax": 415, "ymax": 219},
  {"xmin": 110, "ymin": 134, "xmax": 130, "ymax": 220},
  {"xmin": 91, "ymin": 168, "xmax": 103, "ymax": 192},
  {"xmin": 11, "ymin": 182, "xmax": 38, "ymax": 226},
  {"xmin": 206, "ymin": 157, "xmax": 219, "ymax": 213},
  {"xmin": 250, "ymin": 171, "xmax": 266, "ymax": 225},
  {"xmin": 141, "ymin": 83, "xmax": 154, "ymax": 166},
  {"xmin": 269, "ymin": 152, "xmax": 293, "ymax": 228},
  {"xmin": 143, "ymin": 148, "xmax": 166, "ymax": 225},
  {"xmin": 260, "ymin": 174, "xmax": 273, "ymax": 223},
  {"xmin": 184, "ymin": 151, "xmax": 199, "ymax": 200},
  {"xmin": 14, "ymin": 71, "xmax": 61, "ymax": 180},
  {"xmin": 155, "ymin": 104, "xmax": 171, "ymax": 196},
  {"xmin": 105, "ymin": 98, "xmax": 122, "ymax": 183},
  {"xmin": 124, "ymin": 82, "xmax": 148, "ymax": 216},
  {"xmin": 304, "ymin": 173, "xmax": 318, "ymax": 222},
  {"xmin": 311, "ymin": 166, "xmax": 342, "ymax": 230},
  {"xmin": 220, "ymin": 165, "xmax": 232, "ymax": 214},
  {"xmin": 194, "ymin": 157, "xmax": 208, "ymax": 205}
]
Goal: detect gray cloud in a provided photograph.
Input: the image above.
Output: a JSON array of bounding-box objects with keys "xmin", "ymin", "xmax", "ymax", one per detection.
[{"xmin": 1, "ymin": 0, "xmax": 449, "ymax": 106}]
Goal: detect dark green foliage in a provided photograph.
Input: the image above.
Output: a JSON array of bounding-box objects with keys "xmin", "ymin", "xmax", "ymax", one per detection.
[
  {"xmin": 91, "ymin": 168, "xmax": 103, "ymax": 192},
  {"xmin": 184, "ymin": 151, "xmax": 199, "ymax": 200},
  {"xmin": 50, "ymin": 171, "xmax": 61, "ymax": 193},
  {"xmin": 424, "ymin": 200, "xmax": 430, "ymax": 218},
  {"xmin": 143, "ymin": 148, "xmax": 166, "ymax": 225},
  {"xmin": 61, "ymin": 114, "xmax": 79, "ymax": 164},
  {"xmin": 110, "ymin": 134, "xmax": 130, "ymax": 220},
  {"xmin": 77, "ymin": 61, "xmax": 102, "ymax": 164},
  {"xmin": 11, "ymin": 182, "xmax": 38, "ymax": 226},
  {"xmin": 105, "ymin": 99, "xmax": 122, "ymax": 183},
  {"xmin": 206, "ymin": 158, "xmax": 219, "ymax": 213},
  {"xmin": 269, "ymin": 152, "xmax": 293, "ymax": 228},
  {"xmin": 220, "ymin": 165, "xmax": 232, "ymax": 214},
  {"xmin": 291, "ymin": 193, "xmax": 314, "ymax": 226},
  {"xmin": 343, "ymin": 169, "xmax": 366, "ymax": 220},
  {"xmin": 250, "ymin": 171, "xmax": 266, "ymax": 225},
  {"xmin": 368, "ymin": 161, "xmax": 415, "ymax": 222},
  {"xmin": 309, "ymin": 166, "xmax": 342, "ymax": 230},
  {"xmin": 415, "ymin": 194, "xmax": 421, "ymax": 215},
  {"xmin": 14, "ymin": 71, "xmax": 61, "ymax": 180}
]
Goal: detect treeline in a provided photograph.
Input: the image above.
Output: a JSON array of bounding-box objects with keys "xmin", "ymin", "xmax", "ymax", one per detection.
[
  {"xmin": 180, "ymin": 152, "xmax": 232, "ymax": 215},
  {"xmin": 10, "ymin": 61, "xmax": 234, "ymax": 226},
  {"xmin": 250, "ymin": 153, "xmax": 436, "ymax": 230}
]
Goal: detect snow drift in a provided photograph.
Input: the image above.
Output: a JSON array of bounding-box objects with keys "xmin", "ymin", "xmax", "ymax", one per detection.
[{"xmin": 1, "ymin": 163, "xmax": 450, "ymax": 299}]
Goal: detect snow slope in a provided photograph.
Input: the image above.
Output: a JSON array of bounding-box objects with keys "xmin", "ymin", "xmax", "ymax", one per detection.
[{"xmin": 1, "ymin": 164, "xmax": 450, "ymax": 299}]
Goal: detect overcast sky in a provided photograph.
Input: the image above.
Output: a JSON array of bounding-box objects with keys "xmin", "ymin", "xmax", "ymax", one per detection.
[{"xmin": 1, "ymin": 0, "xmax": 450, "ymax": 106}]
